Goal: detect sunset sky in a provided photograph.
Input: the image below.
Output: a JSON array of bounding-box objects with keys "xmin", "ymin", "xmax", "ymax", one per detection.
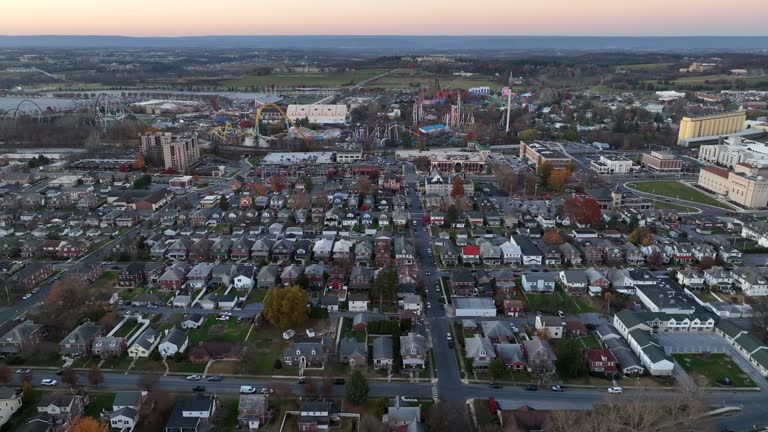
[{"xmin": 2, "ymin": 0, "xmax": 766, "ymax": 36}]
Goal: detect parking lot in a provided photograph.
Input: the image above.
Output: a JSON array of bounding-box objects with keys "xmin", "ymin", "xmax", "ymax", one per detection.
[{"xmin": 656, "ymin": 332, "xmax": 768, "ymax": 390}]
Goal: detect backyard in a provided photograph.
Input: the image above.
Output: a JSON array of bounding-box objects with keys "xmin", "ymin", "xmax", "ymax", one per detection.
[
  {"xmin": 673, "ymin": 353, "xmax": 756, "ymax": 388},
  {"xmin": 627, "ymin": 181, "xmax": 731, "ymax": 209}
]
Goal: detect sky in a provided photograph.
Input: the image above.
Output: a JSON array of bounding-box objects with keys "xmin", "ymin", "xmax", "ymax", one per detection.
[{"xmin": 2, "ymin": 0, "xmax": 766, "ymax": 37}]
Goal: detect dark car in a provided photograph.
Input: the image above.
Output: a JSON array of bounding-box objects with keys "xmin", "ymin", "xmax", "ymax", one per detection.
[
  {"xmin": 489, "ymin": 383, "xmax": 503, "ymax": 389},
  {"xmin": 523, "ymin": 384, "xmax": 538, "ymax": 391},
  {"xmin": 55, "ymin": 368, "xmax": 64, "ymax": 376},
  {"xmin": 334, "ymin": 378, "xmax": 345, "ymax": 385},
  {"xmin": 298, "ymin": 377, "xmax": 307, "ymax": 384},
  {"xmin": 206, "ymin": 376, "xmax": 222, "ymax": 382},
  {"xmin": 192, "ymin": 386, "xmax": 206, "ymax": 392}
]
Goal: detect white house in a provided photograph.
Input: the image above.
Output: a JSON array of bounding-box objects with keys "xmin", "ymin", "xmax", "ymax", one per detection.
[
  {"xmin": 732, "ymin": 267, "xmax": 768, "ymax": 296},
  {"xmin": 234, "ymin": 273, "xmax": 255, "ymax": 291},
  {"xmin": 521, "ymin": 273, "xmax": 557, "ymax": 293},
  {"xmin": 158, "ymin": 328, "xmax": 189, "ymax": 358},
  {"xmin": 499, "ymin": 241, "xmax": 522, "ymax": 264},
  {"xmin": 534, "ymin": 316, "xmax": 564, "ymax": 339},
  {"xmin": 348, "ymin": 293, "xmax": 369, "ymax": 313},
  {"xmin": 127, "ymin": 328, "xmax": 160, "ymax": 359},
  {"xmin": 0, "ymin": 388, "xmax": 22, "ymax": 429}
]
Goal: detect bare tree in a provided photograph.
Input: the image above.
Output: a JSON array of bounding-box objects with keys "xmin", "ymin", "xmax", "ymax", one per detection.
[
  {"xmin": 427, "ymin": 401, "xmax": 472, "ymax": 432},
  {"xmin": 545, "ymin": 390, "xmax": 713, "ymax": 432},
  {"xmin": 0, "ymin": 365, "xmax": 11, "ymax": 386},
  {"xmin": 61, "ymin": 367, "xmax": 78, "ymax": 387},
  {"xmin": 87, "ymin": 365, "xmax": 104, "ymax": 388}
]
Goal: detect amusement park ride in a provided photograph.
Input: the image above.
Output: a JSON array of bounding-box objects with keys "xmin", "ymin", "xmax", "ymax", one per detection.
[{"xmin": 210, "ymin": 103, "xmax": 307, "ymax": 147}]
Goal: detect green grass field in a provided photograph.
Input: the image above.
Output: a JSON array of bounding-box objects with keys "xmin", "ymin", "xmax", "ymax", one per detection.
[
  {"xmin": 673, "ymin": 353, "xmax": 756, "ymax": 388},
  {"xmin": 621, "ymin": 62, "xmax": 675, "ymax": 70},
  {"xmin": 220, "ymin": 69, "xmax": 389, "ymax": 88},
  {"xmin": 652, "ymin": 200, "xmax": 698, "ymax": 213},
  {"xmin": 627, "ymin": 181, "xmax": 731, "ymax": 209},
  {"xmin": 366, "ymin": 70, "xmax": 503, "ymax": 91}
]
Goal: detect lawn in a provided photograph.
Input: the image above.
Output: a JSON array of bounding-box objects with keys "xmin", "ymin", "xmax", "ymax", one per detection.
[
  {"xmin": 218, "ymin": 399, "xmax": 239, "ymax": 431},
  {"xmin": 112, "ymin": 320, "xmax": 141, "ymax": 338},
  {"xmin": 627, "ymin": 181, "xmax": 731, "ymax": 209},
  {"xmin": 242, "ymin": 326, "xmax": 290, "ymax": 375},
  {"xmin": 520, "ymin": 287, "xmax": 597, "ymax": 314},
  {"xmin": 673, "ymin": 353, "xmax": 756, "ymax": 388},
  {"xmin": 84, "ymin": 392, "xmax": 115, "ymax": 419},
  {"xmin": 652, "ymin": 200, "xmax": 698, "ymax": 213},
  {"xmin": 220, "ymin": 69, "xmax": 389, "ymax": 89},
  {"xmin": 579, "ymin": 335, "xmax": 602, "ymax": 349},
  {"xmin": 188, "ymin": 316, "xmax": 250, "ymax": 346},
  {"xmin": 247, "ymin": 289, "xmax": 268, "ymax": 304},
  {"xmin": 694, "ymin": 290, "xmax": 720, "ymax": 303}
]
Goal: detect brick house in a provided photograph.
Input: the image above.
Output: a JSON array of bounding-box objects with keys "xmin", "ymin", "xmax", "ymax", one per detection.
[
  {"xmin": 585, "ymin": 348, "xmax": 618, "ymax": 375},
  {"xmin": 12, "ymin": 262, "xmax": 54, "ymax": 289},
  {"xmin": 118, "ymin": 263, "xmax": 146, "ymax": 288}
]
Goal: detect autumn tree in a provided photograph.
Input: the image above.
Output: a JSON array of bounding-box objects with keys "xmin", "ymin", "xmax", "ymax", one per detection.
[
  {"xmin": 561, "ymin": 197, "xmax": 602, "ymax": 226},
  {"xmin": 71, "ymin": 417, "xmax": 106, "ymax": 432},
  {"xmin": 290, "ymin": 191, "xmax": 311, "ymax": 210},
  {"xmin": 628, "ymin": 227, "xmax": 654, "ymax": 246},
  {"xmin": 647, "ymin": 250, "xmax": 663, "ymax": 268},
  {"xmin": 269, "ymin": 175, "xmax": 287, "ymax": 193},
  {"xmin": 88, "ymin": 365, "xmax": 104, "ymax": 388},
  {"xmin": 547, "ymin": 169, "xmax": 570, "ymax": 192},
  {"xmin": 353, "ymin": 176, "xmax": 372, "ymax": 195},
  {"xmin": 519, "ymin": 128, "xmax": 540, "ymax": 142},
  {"xmin": 450, "ymin": 176, "xmax": 465, "ymax": 198},
  {"xmin": 412, "ymin": 156, "xmax": 431, "ymax": 172},
  {"xmin": 542, "ymin": 229, "xmax": 565, "ymax": 246},
  {"xmin": 132, "ymin": 153, "xmax": 145, "ymax": 171},
  {"xmin": 263, "ymin": 286, "xmax": 308, "ymax": 329},
  {"xmin": 61, "ymin": 367, "xmax": 78, "ymax": 387},
  {"xmin": 137, "ymin": 391, "xmax": 175, "ymax": 432},
  {"xmin": 538, "ymin": 161, "xmax": 553, "ymax": 184},
  {"xmin": 252, "ymin": 182, "xmax": 267, "ymax": 196}
]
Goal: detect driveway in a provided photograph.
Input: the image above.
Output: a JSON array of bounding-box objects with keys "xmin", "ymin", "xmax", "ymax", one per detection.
[{"xmin": 655, "ymin": 332, "xmax": 768, "ymax": 390}]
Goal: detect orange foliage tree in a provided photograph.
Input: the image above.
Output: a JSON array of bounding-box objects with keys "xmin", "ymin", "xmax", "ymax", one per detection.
[
  {"xmin": 562, "ymin": 197, "xmax": 602, "ymax": 226},
  {"xmin": 71, "ymin": 416, "xmax": 105, "ymax": 432},
  {"xmin": 547, "ymin": 169, "xmax": 570, "ymax": 192},
  {"xmin": 450, "ymin": 176, "xmax": 465, "ymax": 198},
  {"xmin": 132, "ymin": 153, "xmax": 145, "ymax": 171},
  {"xmin": 542, "ymin": 229, "xmax": 565, "ymax": 245}
]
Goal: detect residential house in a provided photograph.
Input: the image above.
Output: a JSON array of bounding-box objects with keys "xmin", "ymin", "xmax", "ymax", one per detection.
[
  {"xmin": 159, "ymin": 328, "xmax": 189, "ymax": 358},
  {"xmin": 400, "ymin": 332, "xmax": 427, "ymax": 369},
  {"xmin": 372, "ymin": 336, "xmax": 394, "ymax": 371},
  {"xmin": 586, "ymin": 348, "xmax": 618, "ymax": 375},
  {"xmin": 297, "ymin": 400, "xmax": 335, "ymax": 432},
  {"xmin": 0, "ymin": 320, "xmax": 41, "ymax": 355},
  {"xmin": 283, "ymin": 338, "xmax": 329, "ymax": 367},
  {"xmin": 165, "ymin": 395, "xmax": 216, "ymax": 432},
  {"xmin": 559, "ymin": 270, "xmax": 588, "ymax": 294},
  {"xmin": 128, "ymin": 328, "xmax": 160, "ymax": 359},
  {"xmin": 118, "ymin": 263, "xmax": 146, "ymax": 289},
  {"xmin": 438, "ymin": 244, "xmax": 458, "ymax": 266},
  {"xmin": 92, "ymin": 336, "xmax": 128, "ymax": 359},
  {"xmin": 257, "ymin": 265, "xmax": 280, "ymax": 289},
  {"xmin": 465, "ymin": 335, "xmax": 496, "ymax": 368},
  {"xmin": 238, "ymin": 394, "xmax": 268, "ymax": 431},
  {"xmin": 521, "ymin": 273, "xmax": 556, "ymax": 293},
  {"xmin": 0, "ymin": 388, "xmax": 22, "ymax": 429},
  {"xmin": 338, "ymin": 338, "xmax": 368, "ymax": 368},
  {"xmin": 461, "ymin": 245, "xmax": 481, "ymax": 265},
  {"xmin": 349, "ymin": 267, "xmax": 373, "ymax": 291},
  {"xmin": 522, "ymin": 338, "xmax": 557, "ymax": 374},
  {"xmin": 732, "ymin": 267, "xmax": 768, "ymax": 296},
  {"xmin": 59, "ymin": 322, "xmax": 103, "ymax": 358},
  {"xmin": 348, "ymin": 293, "xmax": 369, "ymax": 313},
  {"xmin": 534, "ymin": 316, "xmax": 564, "ymax": 339},
  {"xmin": 495, "ymin": 343, "xmax": 527, "ymax": 371},
  {"xmin": 36, "ymin": 393, "xmax": 84, "ymax": 426},
  {"xmin": 11, "ymin": 263, "xmax": 54, "ymax": 290}
]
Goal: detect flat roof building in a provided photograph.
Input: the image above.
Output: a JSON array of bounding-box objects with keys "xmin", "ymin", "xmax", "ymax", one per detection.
[
  {"xmin": 519, "ymin": 141, "xmax": 571, "ymax": 169},
  {"xmin": 678, "ymin": 111, "xmax": 746, "ymax": 145},
  {"xmin": 286, "ymin": 104, "xmax": 347, "ymax": 125},
  {"xmin": 641, "ymin": 151, "xmax": 683, "ymax": 172}
]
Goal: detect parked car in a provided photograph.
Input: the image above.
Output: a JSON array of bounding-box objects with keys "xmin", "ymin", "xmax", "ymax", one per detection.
[
  {"xmin": 446, "ymin": 332, "xmax": 452, "ymax": 341},
  {"xmin": 41, "ymin": 379, "xmax": 57, "ymax": 386},
  {"xmin": 206, "ymin": 376, "xmax": 222, "ymax": 382},
  {"xmin": 55, "ymin": 368, "xmax": 64, "ymax": 376},
  {"xmin": 22, "ymin": 294, "xmax": 32, "ymax": 300},
  {"xmin": 15, "ymin": 369, "xmax": 31, "ymax": 374},
  {"xmin": 551, "ymin": 385, "xmax": 565, "ymax": 392},
  {"xmin": 523, "ymin": 384, "xmax": 538, "ymax": 391},
  {"xmin": 192, "ymin": 386, "xmax": 206, "ymax": 392},
  {"xmin": 297, "ymin": 377, "xmax": 307, "ymax": 384},
  {"xmin": 334, "ymin": 378, "xmax": 345, "ymax": 385},
  {"xmin": 185, "ymin": 375, "xmax": 202, "ymax": 381},
  {"xmin": 607, "ymin": 386, "xmax": 623, "ymax": 394},
  {"xmin": 260, "ymin": 387, "xmax": 273, "ymax": 395},
  {"xmin": 282, "ymin": 329, "xmax": 296, "ymax": 340},
  {"xmin": 240, "ymin": 386, "xmax": 257, "ymax": 394},
  {"xmin": 489, "ymin": 383, "xmax": 503, "ymax": 389},
  {"xmin": 216, "ymin": 316, "xmax": 229, "ymax": 321}
]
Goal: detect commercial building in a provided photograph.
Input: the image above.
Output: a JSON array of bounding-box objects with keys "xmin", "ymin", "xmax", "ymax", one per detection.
[
  {"xmin": 519, "ymin": 141, "xmax": 571, "ymax": 169},
  {"xmin": 590, "ymin": 155, "xmax": 633, "ymax": 174},
  {"xmin": 641, "ymin": 151, "xmax": 683, "ymax": 172},
  {"xmin": 139, "ymin": 132, "xmax": 200, "ymax": 173},
  {"xmin": 698, "ymin": 164, "xmax": 768, "ymax": 209},
  {"xmin": 699, "ymin": 137, "xmax": 768, "ymax": 169},
  {"xmin": 677, "ymin": 111, "xmax": 746, "ymax": 145},
  {"xmin": 396, "ymin": 149, "xmax": 487, "ymax": 174},
  {"xmin": 286, "ymin": 104, "xmax": 348, "ymax": 125}
]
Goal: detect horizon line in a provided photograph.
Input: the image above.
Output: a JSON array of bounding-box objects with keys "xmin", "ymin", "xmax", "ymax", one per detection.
[{"xmin": 3, "ymin": 34, "xmax": 768, "ymax": 38}]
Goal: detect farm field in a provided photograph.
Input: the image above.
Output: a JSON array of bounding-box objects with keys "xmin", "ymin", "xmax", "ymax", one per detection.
[{"xmin": 219, "ymin": 69, "xmax": 389, "ymax": 89}]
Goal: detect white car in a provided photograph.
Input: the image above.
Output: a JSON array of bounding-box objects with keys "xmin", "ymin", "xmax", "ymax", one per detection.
[
  {"xmin": 446, "ymin": 332, "xmax": 452, "ymax": 341},
  {"xmin": 185, "ymin": 375, "xmax": 202, "ymax": 381},
  {"xmin": 216, "ymin": 316, "xmax": 229, "ymax": 321},
  {"xmin": 607, "ymin": 386, "xmax": 623, "ymax": 394},
  {"xmin": 22, "ymin": 294, "xmax": 32, "ymax": 300},
  {"xmin": 41, "ymin": 379, "xmax": 57, "ymax": 386},
  {"xmin": 282, "ymin": 329, "xmax": 296, "ymax": 340},
  {"xmin": 260, "ymin": 387, "xmax": 274, "ymax": 394}
]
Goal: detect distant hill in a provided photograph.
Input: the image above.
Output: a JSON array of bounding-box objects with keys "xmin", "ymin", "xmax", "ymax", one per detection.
[{"xmin": 0, "ymin": 35, "xmax": 767, "ymax": 53}]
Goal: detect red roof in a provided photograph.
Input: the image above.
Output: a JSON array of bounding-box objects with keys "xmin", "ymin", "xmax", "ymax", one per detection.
[
  {"xmin": 701, "ymin": 166, "xmax": 730, "ymax": 179},
  {"xmin": 462, "ymin": 245, "xmax": 480, "ymax": 255},
  {"xmin": 585, "ymin": 348, "xmax": 617, "ymax": 363}
]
